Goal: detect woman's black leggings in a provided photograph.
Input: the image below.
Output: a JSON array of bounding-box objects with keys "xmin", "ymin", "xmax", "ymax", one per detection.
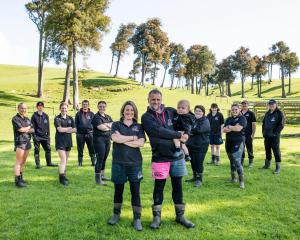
[
  {"xmin": 153, "ymin": 177, "xmax": 183, "ymax": 205},
  {"xmin": 190, "ymin": 144, "xmax": 209, "ymax": 176},
  {"xmin": 114, "ymin": 181, "xmax": 141, "ymax": 207},
  {"xmin": 93, "ymin": 136, "xmax": 111, "ymax": 173}
]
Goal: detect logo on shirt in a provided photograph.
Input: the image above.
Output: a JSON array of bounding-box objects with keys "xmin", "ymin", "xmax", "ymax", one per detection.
[
  {"xmin": 68, "ymin": 120, "xmax": 72, "ymax": 124},
  {"xmin": 27, "ymin": 120, "xmax": 31, "ymax": 125},
  {"xmin": 271, "ymin": 117, "xmax": 275, "ymax": 122},
  {"xmin": 215, "ymin": 117, "xmax": 218, "ymax": 120},
  {"xmin": 245, "ymin": 114, "xmax": 249, "ymax": 117},
  {"xmin": 86, "ymin": 115, "xmax": 91, "ymax": 120},
  {"xmin": 44, "ymin": 119, "xmax": 48, "ymax": 124},
  {"xmin": 132, "ymin": 126, "xmax": 139, "ymax": 132},
  {"xmin": 167, "ymin": 119, "xmax": 173, "ymax": 126}
]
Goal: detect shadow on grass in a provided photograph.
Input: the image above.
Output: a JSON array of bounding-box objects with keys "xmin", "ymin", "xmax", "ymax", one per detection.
[
  {"xmin": 82, "ymin": 76, "xmax": 130, "ymax": 88},
  {"xmin": 0, "ymin": 91, "xmax": 26, "ymax": 106}
]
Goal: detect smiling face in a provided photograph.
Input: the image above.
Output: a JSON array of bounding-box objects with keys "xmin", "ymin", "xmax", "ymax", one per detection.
[
  {"xmin": 18, "ymin": 103, "xmax": 27, "ymax": 116},
  {"xmin": 231, "ymin": 106, "xmax": 240, "ymax": 117},
  {"xmin": 123, "ymin": 104, "xmax": 135, "ymax": 121},
  {"xmin": 268, "ymin": 103, "xmax": 277, "ymax": 112},
  {"xmin": 60, "ymin": 105, "xmax": 68, "ymax": 115},
  {"xmin": 98, "ymin": 103, "xmax": 106, "ymax": 114},
  {"xmin": 148, "ymin": 93, "xmax": 162, "ymax": 112},
  {"xmin": 194, "ymin": 108, "xmax": 204, "ymax": 119}
]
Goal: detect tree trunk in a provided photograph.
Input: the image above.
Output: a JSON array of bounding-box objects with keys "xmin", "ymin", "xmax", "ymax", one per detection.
[
  {"xmin": 227, "ymin": 81, "xmax": 231, "ymax": 97},
  {"xmin": 109, "ymin": 53, "xmax": 114, "ymax": 74},
  {"xmin": 140, "ymin": 55, "xmax": 146, "ymax": 86},
  {"xmin": 72, "ymin": 44, "xmax": 79, "ymax": 110},
  {"xmin": 251, "ymin": 76, "xmax": 254, "ymax": 90},
  {"xmin": 170, "ymin": 70, "xmax": 175, "ymax": 89},
  {"xmin": 288, "ymin": 70, "xmax": 291, "ymax": 94},
  {"xmin": 268, "ymin": 63, "xmax": 273, "ymax": 83},
  {"xmin": 63, "ymin": 48, "xmax": 72, "ymax": 104},
  {"xmin": 281, "ymin": 65, "xmax": 286, "ymax": 98},
  {"xmin": 152, "ymin": 62, "xmax": 157, "ymax": 85},
  {"xmin": 195, "ymin": 77, "xmax": 199, "ymax": 94},
  {"xmin": 114, "ymin": 51, "xmax": 121, "ymax": 78},
  {"xmin": 191, "ymin": 77, "xmax": 195, "ymax": 94},
  {"xmin": 241, "ymin": 73, "xmax": 245, "ymax": 98},
  {"xmin": 160, "ymin": 67, "xmax": 167, "ymax": 87},
  {"xmin": 37, "ymin": 27, "xmax": 44, "ymax": 98},
  {"xmin": 205, "ymin": 81, "xmax": 209, "ymax": 96},
  {"xmin": 259, "ymin": 76, "xmax": 262, "ymax": 98}
]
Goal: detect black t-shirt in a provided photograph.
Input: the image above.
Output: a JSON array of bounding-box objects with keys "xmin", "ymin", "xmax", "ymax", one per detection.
[
  {"xmin": 111, "ymin": 120, "xmax": 145, "ymax": 166},
  {"xmin": 241, "ymin": 110, "xmax": 256, "ymax": 135},
  {"xmin": 224, "ymin": 115, "xmax": 247, "ymax": 144},
  {"xmin": 92, "ymin": 112, "xmax": 113, "ymax": 138},
  {"xmin": 12, "ymin": 114, "xmax": 32, "ymax": 146},
  {"xmin": 207, "ymin": 112, "xmax": 224, "ymax": 135},
  {"xmin": 54, "ymin": 114, "xmax": 75, "ymax": 148},
  {"xmin": 31, "ymin": 111, "xmax": 50, "ymax": 140}
]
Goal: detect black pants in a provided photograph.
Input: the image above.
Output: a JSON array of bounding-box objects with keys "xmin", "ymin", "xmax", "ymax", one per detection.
[
  {"xmin": 33, "ymin": 137, "xmax": 51, "ymax": 165},
  {"xmin": 189, "ymin": 144, "xmax": 209, "ymax": 177},
  {"xmin": 242, "ymin": 135, "xmax": 254, "ymax": 162},
  {"xmin": 264, "ymin": 136, "xmax": 281, "ymax": 162},
  {"xmin": 114, "ymin": 182, "xmax": 141, "ymax": 206},
  {"xmin": 153, "ymin": 177, "xmax": 183, "ymax": 206},
  {"xmin": 76, "ymin": 133, "xmax": 95, "ymax": 163},
  {"xmin": 94, "ymin": 136, "xmax": 111, "ymax": 173},
  {"xmin": 226, "ymin": 141, "xmax": 244, "ymax": 176}
]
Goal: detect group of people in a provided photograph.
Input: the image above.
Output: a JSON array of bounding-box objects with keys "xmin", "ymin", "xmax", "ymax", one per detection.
[{"xmin": 11, "ymin": 89, "xmax": 285, "ymax": 231}]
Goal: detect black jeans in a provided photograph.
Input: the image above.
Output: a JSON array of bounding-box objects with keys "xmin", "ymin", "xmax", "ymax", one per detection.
[
  {"xmin": 153, "ymin": 177, "xmax": 183, "ymax": 206},
  {"xmin": 114, "ymin": 182, "xmax": 141, "ymax": 206},
  {"xmin": 33, "ymin": 137, "xmax": 51, "ymax": 165},
  {"xmin": 189, "ymin": 144, "xmax": 209, "ymax": 177},
  {"xmin": 264, "ymin": 136, "xmax": 281, "ymax": 162},
  {"xmin": 242, "ymin": 135, "xmax": 254, "ymax": 161},
  {"xmin": 93, "ymin": 136, "xmax": 111, "ymax": 173},
  {"xmin": 76, "ymin": 133, "xmax": 95, "ymax": 163}
]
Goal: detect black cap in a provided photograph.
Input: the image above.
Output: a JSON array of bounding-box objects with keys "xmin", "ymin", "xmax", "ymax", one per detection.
[
  {"xmin": 268, "ymin": 99, "xmax": 277, "ymax": 105},
  {"xmin": 36, "ymin": 101, "xmax": 44, "ymax": 107}
]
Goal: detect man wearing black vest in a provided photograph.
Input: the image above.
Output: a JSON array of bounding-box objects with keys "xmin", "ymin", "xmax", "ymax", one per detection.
[{"xmin": 31, "ymin": 102, "xmax": 57, "ymax": 168}]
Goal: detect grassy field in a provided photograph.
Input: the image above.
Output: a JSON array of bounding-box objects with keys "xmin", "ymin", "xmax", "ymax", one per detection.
[{"xmin": 0, "ymin": 64, "xmax": 300, "ymax": 240}]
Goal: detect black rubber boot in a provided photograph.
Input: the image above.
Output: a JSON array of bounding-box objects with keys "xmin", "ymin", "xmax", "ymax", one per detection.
[
  {"xmin": 34, "ymin": 154, "xmax": 41, "ymax": 169},
  {"xmin": 132, "ymin": 206, "xmax": 143, "ymax": 231},
  {"xmin": 248, "ymin": 159, "xmax": 253, "ymax": 168},
  {"xmin": 261, "ymin": 159, "xmax": 271, "ymax": 169},
  {"xmin": 215, "ymin": 156, "xmax": 220, "ymax": 166},
  {"xmin": 175, "ymin": 204, "xmax": 195, "ymax": 228},
  {"xmin": 95, "ymin": 173, "xmax": 106, "ymax": 185},
  {"xmin": 101, "ymin": 170, "xmax": 110, "ymax": 181},
  {"xmin": 208, "ymin": 155, "xmax": 215, "ymax": 164},
  {"xmin": 195, "ymin": 173, "xmax": 202, "ymax": 187},
  {"xmin": 20, "ymin": 172, "xmax": 26, "ymax": 184},
  {"xmin": 78, "ymin": 157, "xmax": 83, "ymax": 167},
  {"xmin": 273, "ymin": 162, "xmax": 281, "ymax": 174},
  {"xmin": 59, "ymin": 174, "xmax": 68, "ymax": 186},
  {"xmin": 15, "ymin": 175, "xmax": 26, "ymax": 188},
  {"xmin": 108, "ymin": 203, "xmax": 121, "ymax": 225},
  {"xmin": 229, "ymin": 171, "xmax": 237, "ymax": 183},
  {"xmin": 239, "ymin": 175, "xmax": 245, "ymax": 189},
  {"xmin": 150, "ymin": 205, "xmax": 161, "ymax": 229},
  {"xmin": 46, "ymin": 152, "xmax": 57, "ymax": 167},
  {"xmin": 185, "ymin": 172, "xmax": 196, "ymax": 182}
]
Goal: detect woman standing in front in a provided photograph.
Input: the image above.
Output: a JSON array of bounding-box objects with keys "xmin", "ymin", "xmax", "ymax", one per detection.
[
  {"xmin": 186, "ymin": 105, "xmax": 211, "ymax": 187},
  {"xmin": 107, "ymin": 101, "xmax": 145, "ymax": 231},
  {"xmin": 91, "ymin": 101, "xmax": 113, "ymax": 185},
  {"xmin": 54, "ymin": 102, "xmax": 76, "ymax": 186},
  {"xmin": 223, "ymin": 104, "xmax": 247, "ymax": 189},
  {"xmin": 12, "ymin": 103, "xmax": 35, "ymax": 187}
]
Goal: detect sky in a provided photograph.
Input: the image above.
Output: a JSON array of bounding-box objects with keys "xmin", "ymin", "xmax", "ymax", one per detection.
[{"xmin": 1, "ymin": 0, "xmax": 300, "ymax": 86}]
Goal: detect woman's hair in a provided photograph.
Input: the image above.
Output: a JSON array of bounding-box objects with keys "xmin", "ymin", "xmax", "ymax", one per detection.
[
  {"xmin": 97, "ymin": 100, "xmax": 107, "ymax": 106},
  {"xmin": 194, "ymin": 105, "xmax": 205, "ymax": 115},
  {"xmin": 177, "ymin": 99, "xmax": 191, "ymax": 111},
  {"xmin": 120, "ymin": 101, "xmax": 138, "ymax": 121},
  {"xmin": 59, "ymin": 102, "xmax": 68, "ymax": 109},
  {"xmin": 209, "ymin": 103, "xmax": 220, "ymax": 113}
]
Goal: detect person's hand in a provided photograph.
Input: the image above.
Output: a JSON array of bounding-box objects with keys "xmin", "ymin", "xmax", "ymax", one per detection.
[
  {"xmin": 133, "ymin": 135, "xmax": 138, "ymax": 141},
  {"xmin": 251, "ymin": 134, "xmax": 255, "ymax": 139},
  {"xmin": 223, "ymin": 126, "xmax": 231, "ymax": 133},
  {"xmin": 180, "ymin": 134, "xmax": 189, "ymax": 143}
]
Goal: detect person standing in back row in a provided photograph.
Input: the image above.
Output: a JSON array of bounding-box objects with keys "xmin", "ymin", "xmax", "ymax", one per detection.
[
  {"xmin": 75, "ymin": 100, "xmax": 96, "ymax": 167},
  {"xmin": 261, "ymin": 99, "xmax": 285, "ymax": 174},
  {"xmin": 241, "ymin": 100, "xmax": 256, "ymax": 168},
  {"xmin": 92, "ymin": 101, "xmax": 113, "ymax": 185},
  {"xmin": 31, "ymin": 101, "xmax": 57, "ymax": 169},
  {"xmin": 207, "ymin": 103, "xmax": 224, "ymax": 166}
]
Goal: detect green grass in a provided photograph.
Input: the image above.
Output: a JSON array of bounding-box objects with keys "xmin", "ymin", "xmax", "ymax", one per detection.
[{"xmin": 0, "ymin": 64, "xmax": 300, "ymax": 240}]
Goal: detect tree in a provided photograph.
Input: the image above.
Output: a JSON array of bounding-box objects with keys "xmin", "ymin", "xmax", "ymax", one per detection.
[
  {"xmin": 129, "ymin": 56, "xmax": 141, "ymax": 80},
  {"xmin": 186, "ymin": 45, "xmax": 201, "ymax": 94},
  {"xmin": 216, "ymin": 57, "xmax": 235, "ymax": 97},
  {"xmin": 111, "ymin": 23, "xmax": 136, "ymax": 78},
  {"xmin": 46, "ymin": 0, "xmax": 110, "ymax": 109},
  {"xmin": 160, "ymin": 45, "xmax": 171, "ymax": 87},
  {"xmin": 252, "ymin": 55, "xmax": 268, "ymax": 98},
  {"xmin": 25, "ymin": 0, "xmax": 49, "ymax": 98},
  {"xmin": 231, "ymin": 46, "xmax": 252, "ymax": 98},
  {"xmin": 270, "ymin": 41, "xmax": 290, "ymax": 98},
  {"xmin": 284, "ymin": 52, "xmax": 299, "ymax": 94},
  {"xmin": 266, "ymin": 53, "xmax": 276, "ymax": 83},
  {"xmin": 109, "ymin": 43, "xmax": 117, "ymax": 74},
  {"xmin": 130, "ymin": 18, "xmax": 168, "ymax": 86}
]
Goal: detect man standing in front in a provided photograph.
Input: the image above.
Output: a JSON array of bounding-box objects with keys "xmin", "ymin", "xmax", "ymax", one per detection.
[
  {"xmin": 141, "ymin": 89, "xmax": 195, "ymax": 229},
  {"xmin": 241, "ymin": 100, "xmax": 256, "ymax": 168},
  {"xmin": 262, "ymin": 99, "xmax": 285, "ymax": 174}
]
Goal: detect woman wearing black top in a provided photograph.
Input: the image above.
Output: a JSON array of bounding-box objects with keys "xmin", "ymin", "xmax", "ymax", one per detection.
[
  {"xmin": 91, "ymin": 101, "xmax": 113, "ymax": 185},
  {"xmin": 54, "ymin": 102, "xmax": 76, "ymax": 186},
  {"xmin": 12, "ymin": 103, "xmax": 35, "ymax": 187},
  {"xmin": 107, "ymin": 101, "xmax": 145, "ymax": 231},
  {"xmin": 223, "ymin": 104, "xmax": 247, "ymax": 189},
  {"xmin": 186, "ymin": 105, "xmax": 211, "ymax": 187}
]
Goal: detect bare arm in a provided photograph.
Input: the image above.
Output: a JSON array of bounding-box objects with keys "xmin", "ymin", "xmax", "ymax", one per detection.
[
  {"xmin": 251, "ymin": 122, "xmax": 256, "ymax": 138},
  {"xmin": 97, "ymin": 123, "xmax": 111, "ymax": 131},
  {"xmin": 57, "ymin": 127, "xmax": 73, "ymax": 133},
  {"xmin": 220, "ymin": 124, "xmax": 224, "ymax": 135},
  {"xmin": 228, "ymin": 124, "xmax": 243, "ymax": 132},
  {"xmin": 18, "ymin": 126, "xmax": 31, "ymax": 133},
  {"xmin": 123, "ymin": 138, "xmax": 145, "ymax": 148},
  {"xmin": 112, "ymin": 131, "xmax": 137, "ymax": 143}
]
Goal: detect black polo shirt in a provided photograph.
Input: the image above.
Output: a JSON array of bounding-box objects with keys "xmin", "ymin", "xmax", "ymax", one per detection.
[
  {"xmin": 12, "ymin": 114, "xmax": 32, "ymax": 146},
  {"xmin": 207, "ymin": 112, "xmax": 224, "ymax": 135},
  {"xmin": 224, "ymin": 115, "xmax": 247, "ymax": 144},
  {"xmin": 75, "ymin": 109, "xmax": 94, "ymax": 134},
  {"xmin": 54, "ymin": 114, "xmax": 75, "ymax": 148},
  {"xmin": 111, "ymin": 120, "xmax": 145, "ymax": 166},
  {"xmin": 31, "ymin": 111, "xmax": 50, "ymax": 140},
  {"xmin": 92, "ymin": 112, "xmax": 113, "ymax": 138},
  {"xmin": 242, "ymin": 110, "xmax": 256, "ymax": 135}
]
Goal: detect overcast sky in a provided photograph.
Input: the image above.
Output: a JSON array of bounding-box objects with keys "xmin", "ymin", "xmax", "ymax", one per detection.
[{"xmin": 1, "ymin": 0, "xmax": 300, "ymax": 86}]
